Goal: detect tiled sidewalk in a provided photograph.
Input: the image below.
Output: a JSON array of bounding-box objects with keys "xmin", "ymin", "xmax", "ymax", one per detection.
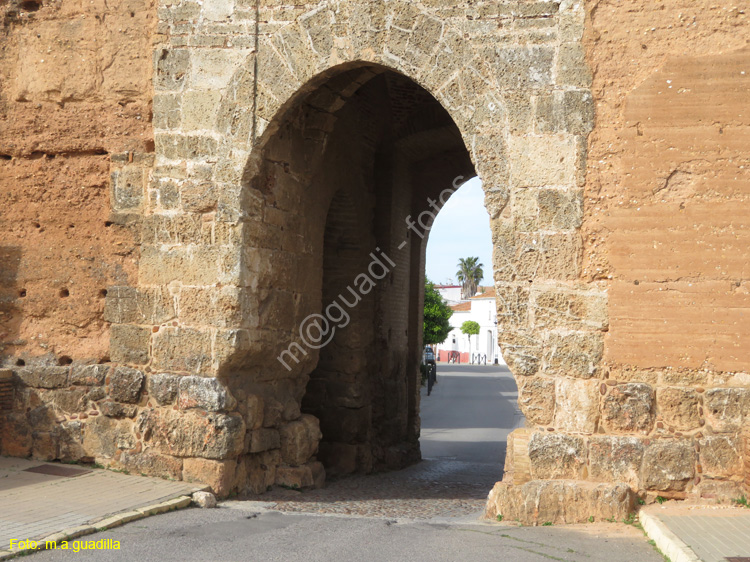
[
  {"xmin": 0, "ymin": 457, "xmax": 204, "ymax": 555},
  {"xmin": 641, "ymin": 503, "xmax": 750, "ymax": 562}
]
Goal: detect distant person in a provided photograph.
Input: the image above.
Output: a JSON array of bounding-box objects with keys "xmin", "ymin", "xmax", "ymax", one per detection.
[{"xmin": 423, "ymin": 345, "xmax": 437, "ymax": 385}]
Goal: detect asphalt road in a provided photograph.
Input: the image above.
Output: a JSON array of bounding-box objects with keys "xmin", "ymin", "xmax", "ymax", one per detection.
[
  {"xmin": 28, "ymin": 503, "xmax": 663, "ymax": 562},
  {"xmin": 28, "ymin": 364, "xmax": 663, "ymax": 562},
  {"xmin": 420, "ymin": 363, "xmax": 522, "ymax": 465}
]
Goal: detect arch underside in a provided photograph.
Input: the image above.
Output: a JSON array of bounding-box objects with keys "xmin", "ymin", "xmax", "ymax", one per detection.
[{"xmin": 235, "ymin": 66, "xmax": 476, "ymax": 475}]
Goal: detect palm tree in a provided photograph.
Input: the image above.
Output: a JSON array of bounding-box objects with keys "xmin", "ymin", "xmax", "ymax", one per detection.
[{"xmin": 456, "ymin": 257, "xmax": 484, "ymax": 300}]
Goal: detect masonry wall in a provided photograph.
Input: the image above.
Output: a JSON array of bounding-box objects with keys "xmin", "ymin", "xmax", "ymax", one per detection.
[
  {"xmin": 487, "ymin": 2, "xmax": 750, "ymax": 524},
  {"xmin": 0, "ymin": 0, "xmax": 747, "ymax": 523},
  {"xmin": 587, "ymin": 0, "xmax": 750, "ymax": 501},
  {"xmin": 0, "ymin": 0, "xmax": 155, "ymax": 364}
]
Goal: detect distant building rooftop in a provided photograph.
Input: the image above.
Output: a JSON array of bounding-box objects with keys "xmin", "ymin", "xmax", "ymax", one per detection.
[{"xmin": 470, "ymin": 286, "xmax": 496, "ymax": 299}]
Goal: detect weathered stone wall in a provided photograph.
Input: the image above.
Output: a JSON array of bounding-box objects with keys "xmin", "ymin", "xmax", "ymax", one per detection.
[
  {"xmin": 488, "ymin": 1, "xmax": 750, "ymax": 523},
  {"xmin": 0, "ymin": 0, "xmax": 155, "ymax": 363},
  {"xmin": 0, "ymin": 0, "xmax": 747, "ymax": 522}
]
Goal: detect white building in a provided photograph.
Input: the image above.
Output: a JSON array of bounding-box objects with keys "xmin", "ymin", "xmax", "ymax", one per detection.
[
  {"xmin": 434, "ymin": 287, "xmax": 506, "ymax": 365},
  {"xmin": 433, "ymin": 284, "xmax": 462, "ymax": 305}
]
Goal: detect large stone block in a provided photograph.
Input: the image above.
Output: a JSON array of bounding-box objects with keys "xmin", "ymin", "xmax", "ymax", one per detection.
[
  {"xmin": 553, "ymin": 378, "xmax": 599, "ymax": 433},
  {"xmin": 99, "ymin": 401, "xmax": 137, "ymax": 419},
  {"xmin": 58, "ymin": 420, "xmax": 85, "ymax": 462},
  {"xmin": 32, "ymin": 431, "xmax": 58, "ymax": 461},
  {"xmin": 181, "ymin": 90, "xmax": 222, "ymax": 131},
  {"xmin": 600, "ymin": 383, "xmax": 654, "ymax": 434},
  {"xmin": 699, "ymin": 435, "xmax": 742, "ymax": 478},
  {"xmin": 508, "ymin": 134, "xmax": 577, "ymax": 188},
  {"xmin": 1, "ymin": 412, "xmax": 32, "ymax": 457},
  {"xmin": 532, "ymin": 286, "xmax": 608, "ymax": 331},
  {"xmin": 556, "ymin": 42, "xmax": 592, "ymax": 88},
  {"xmin": 148, "ymin": 373, "xmax": 180, "ymax": 405},
  {"xmin": 657, "ymin": 387, "xmax": 701, "ymax": 431},
  {"xmin": 542, "ymin": 331, "xmax": 603, "ymax": 379},
  {"xmin": 104, "ymin": 286, "xmax": 175, "ymax": 325},
  {"xmin": 279, "ymin": 414, "xmax": 322, "ymax": 467},
  {"xmin": 178, "ymin": 376, "xmax": 235, "ymax": 412},
  {"xmin": 642, "ymin": 439, "xmax": 696, "ymax": 491},
  {"xmin": 518, "ymin": 376, "xmax": 555, "ymax": 426},
  {"xmin": 178, "ymin": 286, "xmax": 243, "ymax": 328},
  {"xmin": 70, "ymin": 365, "xmax": 109, "ymax": 386},
  {"xmin": 528, "ymin": 432, "xmax": 586, "ymax": 479},
  {"xmin": 108, "ymin": 367, "xmax": 144, "ymax": 404},
  {"xmin": 110, "ymin": 324, "xmax": 151, "ymax": 366},
  {"xmin": 499, "ymin": 328, "xmax": 541, "ymax": 377},
  {"xmin": 244, "ymin": 449, "xmax": 280, "ymax": 494},
  {"xmin": 82, "ymin": 416, "xmax": 134, "ymax": 460},
  {"xmin": 486, "ymin": 480, "xmax": 634, "ymax": 525},
  {"xmin": 119, "ymin": 451, "xmax": 183, "ymax": 480},
  {"xmin": 535, "ymin": 90, "xmax": 594, "ymax": 136},
  {"xmin": 189, "ymin": 48, "xmax": 250, "ymax": 90},
  {"xmin": 151, "ymin": 327, "xmax": 213, "ymax": 375},
  {"xmin": 536, "ymin": 187, "xmax": 584, "ymax": 229},
  {"xmin": 111, "ymin": 167, "xmax": 145, "ymax": 212},
  {"xmin": 704, "ymin": 388, "xmax": 749, "ymax": 432},
  {"xmin": 588, "ymin": 436, "xmax": 644, "ymax": 488},
  {"xmin": 16, "ymin": 367, "xmax": 68, "ymax": 389},
  {"xmin": 248, "ymin": 428, "xmax": 281, "ymax": 453},
  {"xmin": 183, "ymin": 457, "xmax": 238, "ymax": 496},
  {"xmin": 155, "ymin": 48, "xmax": 190, "ymax": 91},
  {"xmin": 136, "ymin": 408, "xmax": 245, "ymax": 459},
  {"xmin": 492, "ymin": 46, "xmax": 554, "ymax": 90}
]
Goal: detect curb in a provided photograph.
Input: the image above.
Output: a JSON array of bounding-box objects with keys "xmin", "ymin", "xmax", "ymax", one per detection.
[
  {"xmin": 0, "ymin": 495, "xmax": 193, "ymax": 560},
  {"xmin": 640, "ymin": 509, "xmax": 701, "ymax": 562}
]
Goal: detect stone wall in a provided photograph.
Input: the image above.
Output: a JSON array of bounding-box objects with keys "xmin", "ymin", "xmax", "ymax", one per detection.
[
  {"xmin": 0, "ymin": 0, "xmax": 747, "ymax": 523},
  {"xmin": 0, "ymin": 0, "xmax": 155, "ymax": 364}
]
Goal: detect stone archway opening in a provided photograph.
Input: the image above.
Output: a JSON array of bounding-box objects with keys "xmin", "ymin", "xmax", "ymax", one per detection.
[{"xmin": 238, "ymin": 63, "xmax": 478, "ymax": 482}]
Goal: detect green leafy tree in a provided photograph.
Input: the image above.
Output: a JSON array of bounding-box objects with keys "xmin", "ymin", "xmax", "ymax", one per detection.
[
  {"xmin": 461, "ymin": 320, "xmax": 480, "ymax": 352},
  {"xmin": 456, "ymin": 257, "xmax": 484, "ymax": 300},
  {"xmin": 423, "ymin": 280, "xmax": 453, "ymax": 346}
]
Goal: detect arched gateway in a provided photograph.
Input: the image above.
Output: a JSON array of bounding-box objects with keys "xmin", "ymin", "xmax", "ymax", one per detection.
[
  {"xmin": 134, "ymin": 0, "xmax": 603, "ymax": 521},
  {"xmin": 3, "ymin": 0, "xmax": 748, "ymax": 527}
]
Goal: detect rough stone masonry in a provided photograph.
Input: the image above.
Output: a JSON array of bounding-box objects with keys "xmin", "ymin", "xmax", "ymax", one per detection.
[{"xmin": 0, "ymin": 0, "xmax": 748, "ymax": 525}]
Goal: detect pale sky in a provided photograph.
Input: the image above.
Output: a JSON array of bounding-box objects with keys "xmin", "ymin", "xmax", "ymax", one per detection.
[{"xmin": 425, "ymin": 177, "xmax": 493, "ymax": 286}]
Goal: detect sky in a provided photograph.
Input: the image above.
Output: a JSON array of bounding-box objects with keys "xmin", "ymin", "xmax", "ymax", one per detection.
[{"xmin": 425, "ymin": 177, "xmax": 493, "ymax": 286}]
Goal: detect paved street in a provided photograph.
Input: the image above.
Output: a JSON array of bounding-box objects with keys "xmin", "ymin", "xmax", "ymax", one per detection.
[
  {"xmin": 257, "ymin": 364, "xmax": 523, "ymax": 519},
  {"xmin": 28, "ymin": 501, "xmax": 664, "ymax": 562},
  {"xmin": 26, "ymin": 364, "xmax": 662, "ymax": 561}
]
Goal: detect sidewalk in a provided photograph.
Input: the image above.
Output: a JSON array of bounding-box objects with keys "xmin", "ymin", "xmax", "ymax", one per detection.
[
  {"xmin": 0, "ymin": 456, "xmax": 206, "ymax": 558},
  {"xmin": 641, "ymin": 502, "xmax": 750, "ymax": 562}
]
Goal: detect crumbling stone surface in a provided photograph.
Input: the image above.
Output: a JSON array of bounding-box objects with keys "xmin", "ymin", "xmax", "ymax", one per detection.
[
  {"xmin": 183, "ymin": 458, "xmax": 237, "ymax": 496},
  {"xmin": 135, "ymin": 408, "xmax": 245, "ymax": 460},
  {"xmin": 699, "ymin": 435, "xmax": 742, "ymax": 479},
  {"xmin": 641, "ymin": 440, "xmax": 696, "ymax": 492},
  {"xmin": 657, "ymin": 387, "xmax": 701, "ymax": 431},
  {"xmin": 108, "ymin": 367, "xmax": 144, "ymax": 404},
  {"xmin": 178, "ymin": 376, "xmax": 235, "ymax": 412},
  {"xmin": 280, "ymin": 415, "xmax": 322, "ymax": 467},
  {"xmin": 600, "ymin": 383, "xmax": 654, "ymax": 434},
  {"xmin": 486, "ymin": 480, "xmax": 634, "ymax": 525},
  {"xmin": 588, "ymin": 436, "xmax": 644, "ymax": 489},
  {"xmin": 148, "ymin": 373, "xmax": 180, "ymax": 406},
  {"xmin": 704, "ymin": 388, "xmax": 749, "ymax": 432},
  {"xmin": 119, "ymin": 451, "xmax": 183, "ymax": 480},
  {"xmin": 517, "ymin": 377, "xmax": 555, "ymax": 426},
  {"xmin": 528, "ymin": 432, "xmax": 586, "ymax": 480}
]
